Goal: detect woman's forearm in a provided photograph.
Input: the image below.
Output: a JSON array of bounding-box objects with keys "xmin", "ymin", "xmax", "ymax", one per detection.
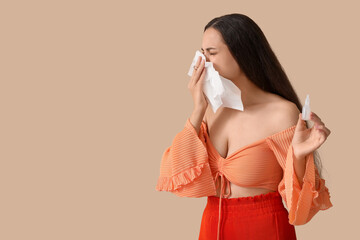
[{"xmin": 189, "ymin": 108, "xmax": 206, "ymax": 136}]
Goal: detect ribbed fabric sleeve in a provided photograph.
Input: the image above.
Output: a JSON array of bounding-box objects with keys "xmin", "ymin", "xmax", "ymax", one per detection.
[
  {"xmin": 266, "ymin": 127, "xmax": 333, "ymax": 225},
  {"xmin": 155, "ymin": 118, "xmax": 217, "ymax": 198}
]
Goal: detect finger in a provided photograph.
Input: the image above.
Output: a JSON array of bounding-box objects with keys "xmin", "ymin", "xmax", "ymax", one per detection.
[
  {"xmin": 310, "ymin": 111, "xmax": 324, "ymax": 125},
  {"xmin": 310, "ymin": 111, "xmax": 321, "ymax": 120},
  {"xmin": 313, "ymin": 127, "xmax": 329, "ymax": 144},
  {"xmin": 318, "ymin": 133, "xmax": 326, "ymax": 146},
  {"xmin": 192, "ymin": 56, "xmax": 202, "ymax": 75},
  {"xmin": 194, "ymin": 56, "xmax": 202, "ymax": 68},
  {"xmin": 296, "ymin": 113, "xmax": 307, "ymax": 130},
  {"xmin": 197, "ymin": 65, "xmax": 206, "ymax": 85},
  {"xmin": 195, "ymin": 61, "xmax": 206, "ymax": 86},
  {"xmin": 312, "ymin": 125, "xmax": 328, "ymax": 141},
  {"xmin": 193, "ymin": 58, "xmax": 205, "ymax": 83},
  {"xmin": 190, "ymin": 56, "xmax": 202, "ymax": 78},
  {"xmin": 316, "ymin": 124, "xmax": 331, "ymax": 137},
  {"xmin": 189, "ymin": 57, "xmax": 204, "ymax": 87}
]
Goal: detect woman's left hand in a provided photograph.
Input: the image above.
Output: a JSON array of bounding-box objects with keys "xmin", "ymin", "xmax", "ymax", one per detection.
[{"xmin": 292, "ymin": 111, "xmax": 331, "ymax": 160}]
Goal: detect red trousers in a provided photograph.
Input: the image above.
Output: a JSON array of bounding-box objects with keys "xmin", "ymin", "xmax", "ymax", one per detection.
[{"xmin": 198, "ymin": 191, "xmax": 297, "ymax": 240}]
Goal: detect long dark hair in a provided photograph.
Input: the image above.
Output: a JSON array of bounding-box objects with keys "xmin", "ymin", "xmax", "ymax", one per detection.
[{"xmin": 204, "ymin": 13, "xmax": 325, "ymax": 178}]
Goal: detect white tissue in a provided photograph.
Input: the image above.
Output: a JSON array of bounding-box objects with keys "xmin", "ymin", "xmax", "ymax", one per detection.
[{"xmin": 187, "ymin": 50, "xmax": 244, "ymax": 113}]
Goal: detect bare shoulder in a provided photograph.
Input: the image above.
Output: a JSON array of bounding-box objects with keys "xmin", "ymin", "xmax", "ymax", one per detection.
[
  {"xmin": 203, "ymin": 93, "xmax": 300, "ymax": 132},
  {"xmin": 269, "ymin": 96, "xmax": 300, "ymax": 130}
]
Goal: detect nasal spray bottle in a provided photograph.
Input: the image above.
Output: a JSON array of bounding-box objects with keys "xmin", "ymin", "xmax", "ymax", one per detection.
[{"xmin": 302, "ymin": 94, "xmax": 311, "ymax": 120}]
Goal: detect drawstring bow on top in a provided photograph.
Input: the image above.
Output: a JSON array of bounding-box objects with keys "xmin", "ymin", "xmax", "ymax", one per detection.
[{"xmin": 214, "ymin": 171, "xmax": 231, "ymax": 240}]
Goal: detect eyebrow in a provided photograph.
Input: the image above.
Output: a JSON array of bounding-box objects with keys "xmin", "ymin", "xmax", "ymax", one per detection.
[{"xmin": 201, "ymin": 47, "xmax": 217, "ymax": 51}]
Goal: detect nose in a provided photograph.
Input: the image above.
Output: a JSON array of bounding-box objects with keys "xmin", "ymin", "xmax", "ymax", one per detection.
[
  {"xmin": 203, "ymin": 53, "xmax": 210, "ymax": 62},
  {"xmin": 201, "ymin": 51, "xmax": 209, "ymax": 61}
]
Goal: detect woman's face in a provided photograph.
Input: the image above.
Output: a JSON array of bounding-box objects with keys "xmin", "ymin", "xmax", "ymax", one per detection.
[{"xmin": 201, "ymin": 27, "xmax": 242, "ymax": 81}]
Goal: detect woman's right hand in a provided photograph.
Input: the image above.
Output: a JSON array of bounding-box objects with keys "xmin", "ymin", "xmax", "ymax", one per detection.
[{"xmin": 187, "ymin": 56, "xmax": 208, "ymax": 112}]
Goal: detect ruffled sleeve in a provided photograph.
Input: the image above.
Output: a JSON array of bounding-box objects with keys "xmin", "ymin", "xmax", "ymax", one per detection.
[
  {"xmin": 266, "ymin": 126, "xmax": 333, "ymax": 225},
  {"xmin": 155, "ymin": 118, "xmax": 217, "ymax": 198}
]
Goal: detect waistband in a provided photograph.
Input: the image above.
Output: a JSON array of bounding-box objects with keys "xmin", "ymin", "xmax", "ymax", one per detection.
[{"xmin": 206, "ymin": 191, "xmax": 284, "ymax": 216}]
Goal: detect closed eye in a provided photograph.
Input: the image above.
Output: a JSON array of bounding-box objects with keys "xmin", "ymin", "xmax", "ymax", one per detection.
[{"xmin": 201, "ymin": 51, "xmax": 216, "ymax": 56}]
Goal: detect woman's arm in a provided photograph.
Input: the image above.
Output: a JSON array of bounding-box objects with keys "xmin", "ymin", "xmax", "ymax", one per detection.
[{"xmin": 155, "ymin": 108, "xmax": 216, "ymax": 198}]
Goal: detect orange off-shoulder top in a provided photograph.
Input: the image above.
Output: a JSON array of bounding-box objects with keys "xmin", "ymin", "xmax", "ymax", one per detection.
[{"xmin": 155, "ymin": 118, "xmax": 333, "ymax": 240}]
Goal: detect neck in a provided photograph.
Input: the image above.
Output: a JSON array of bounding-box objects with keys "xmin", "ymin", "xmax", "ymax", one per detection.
[{"xmin": 231, "ymin": 73, "xmax": 267, "ymax": 108}]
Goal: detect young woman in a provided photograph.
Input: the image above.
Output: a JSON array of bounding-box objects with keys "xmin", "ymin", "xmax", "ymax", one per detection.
[{"xmin": 156, "ymin": 13, "xmax": 333, "ymax": 240}]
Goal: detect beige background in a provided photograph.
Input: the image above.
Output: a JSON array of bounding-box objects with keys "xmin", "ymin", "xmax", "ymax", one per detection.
[{"xmin": 1, "ymin": 0, "xmax": 358, "ymax": 239}]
